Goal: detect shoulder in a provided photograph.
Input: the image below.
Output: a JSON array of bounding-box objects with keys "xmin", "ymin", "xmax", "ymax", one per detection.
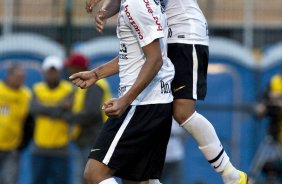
[
  {"xmin": 270, "ymin": 74, "xmax": 282, "ymax": 89},
  {"xmin": 0, "ymin": 81, "xmax": 4, "ymax": 88},
  {"xmin": 59, "ymin": 80, "xmax": 75, "ymax": 92},
  {"xmin": 0, "ymin": 81, "xmax": 8, "ymax": 93},
  {"xmin": 20, "ymin": 85, "xmax": 32, "ymax": 99},
  {"xmin": 33, "ymin": 82, "xmax": 45, "ymax": 91},
  {"xmin": 60, "ymin": 80, "xmax": 73, "ymax": 88}
]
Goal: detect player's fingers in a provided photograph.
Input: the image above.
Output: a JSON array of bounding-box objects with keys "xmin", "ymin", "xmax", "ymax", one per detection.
[
  {"xmin": 85, "ymin": 0, "xmax": 95, "ymax": 13},
  {"xmin": 105, "ymin": 108, "xmax": 123, "ymax": 117},
  {"xmin": 103, "ymin": 99, "xmax": 116, "ymax": 108},
  {"xmin": 69, "ymin": 72, "xmax": 81, "ymax": 80},
  {"xmin": 104, "ymin": 107, "xmax": 119, "ymax": 117},
  {"xmin": 85, "ymin": 2, "xmax": 92, "ymax": 13},
  {"xmin": 71, "ymin": 78, "xmax": 81, "ymax": 85},
  {"xmin": 79, "ymin": 81, "xmax": 88, "ymax": 89},
  {"xmin": 95, "ymin": 13, "xmax": 104, "ymax": 23},
  {"xmin": 95, "ymin": 15, "xmax": 105, "ymax": 32},
  {"xmin": 85, "ymin": 0, "xmax": 101, "ymax": 13},
  {"xmin": 96, "ymin": 24, "xmax": 104, "ymax": 33},
  {"xmin": 74, "ymin": 79, "xmax": 85, "ymax": 88}
]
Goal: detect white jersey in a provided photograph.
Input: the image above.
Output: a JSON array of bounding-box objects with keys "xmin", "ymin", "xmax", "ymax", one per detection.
[
  {"xmin": 161, "ymin": 0, "xmax": 209, "ymax": 45},
  {"xmin": 117, "ymin": 0, "xmax": 175, "ymax": 105}
]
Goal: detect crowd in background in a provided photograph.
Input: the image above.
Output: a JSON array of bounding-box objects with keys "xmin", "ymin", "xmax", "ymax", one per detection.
[{"xmin": 0, "ymin": 54, "xmax": 112, "ymax": 184}]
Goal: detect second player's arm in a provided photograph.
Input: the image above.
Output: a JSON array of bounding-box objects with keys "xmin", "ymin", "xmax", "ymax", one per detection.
[
  {"xmin": 95, "ymin": 0, "xmax": 121, "ymax": 32},
  {"xmin": 100, "ymin": 0, "xmax": 120, "ymax": 17}
]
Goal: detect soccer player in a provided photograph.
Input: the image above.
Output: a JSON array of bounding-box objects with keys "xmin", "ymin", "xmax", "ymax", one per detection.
[
  {"xmin": 69, "ymin": 0, "xmax": 175, "ymax": 184},
  {"xmin": 161, "ymin": 1, "xmax": 248, "ymax": 184},
  {"xmin": 88, "ymin": 0, "xmax": 248, "ymax": 183}
]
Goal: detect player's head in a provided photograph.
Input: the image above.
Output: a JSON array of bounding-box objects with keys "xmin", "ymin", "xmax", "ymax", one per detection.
[
  {"xmin": 42, "ymin": 56, "xmax": 63, "ymax": 86},
  {"xmin": 64, "ymin": 53, "xmax": 89, "ymax": 74},
  {"xmin": 5, "ymin": 64, "xmax": 25, "ymax": 89}
]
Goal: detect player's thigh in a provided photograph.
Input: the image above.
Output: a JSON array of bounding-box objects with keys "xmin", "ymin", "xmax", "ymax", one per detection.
[{"xmin": 84, "ymin": 159, "xmax": 115, "ymax": 182}]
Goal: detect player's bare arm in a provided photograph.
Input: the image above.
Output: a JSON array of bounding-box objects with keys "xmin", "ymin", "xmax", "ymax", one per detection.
[
  {"xmin": 104, "ymin": 39, "xmax": 163, "ymax": 117},
  {"xmin": 69, "ymin": 56, "xmax": 119, "ymax": 89},
  {"xmin": 95, "ymin": 0, "xmax": 121, "ymax": 32}
]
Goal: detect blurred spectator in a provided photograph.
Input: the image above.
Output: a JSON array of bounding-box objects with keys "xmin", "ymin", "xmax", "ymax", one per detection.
[
  {"xmin": 255, "ymin": 72, "xmax": 282, "ymax": 183},
  {"xmin": 162, "ymin": 119, "xmax": 188, "ymax": 184},
  {"xmin": 0, "ymin": 64, "xmax": 31, "ymax": 184},
  {"xmin": 256, "ymin": 73, "xmax": 282, "ymax": 142},
  {"xmin": 30, "ymin": 56, "xmax": 74, "ymax": 184},
  {"xmin": 64, "ymin": 53, "xmax": 112, "ymax": 184}
]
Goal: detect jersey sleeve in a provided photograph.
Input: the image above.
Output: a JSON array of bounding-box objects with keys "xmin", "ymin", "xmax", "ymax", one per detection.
[{"xmin": 123, "ymin": 0, "xmax": 165, "ymax": 47}]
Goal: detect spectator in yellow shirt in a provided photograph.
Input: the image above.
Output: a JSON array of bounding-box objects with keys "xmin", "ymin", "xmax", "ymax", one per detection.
[
  {"xmin": 30, "ymin": 56, "xmax": 74, "ymax": 184},
  {"xmin": 0, "ymin": 64, "xmax": 31, "ymax": 184}
]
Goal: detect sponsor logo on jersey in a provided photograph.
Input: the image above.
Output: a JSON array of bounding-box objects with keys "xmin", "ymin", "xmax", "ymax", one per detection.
[
  {"xmin": 90, "ymin": 149, "xmax": 101, "ymax": 152},
  {"xmin": 119, "ymin": 43, "xmax": 128, "ymax": 59},
  {"xmin": 124, "ymin": 5, "xmax": 144, "ymax": 40},
  {"xmin": 168, "ymin": 28, "xmax": 172, "ymax": 38},
  {"xmin": 143, "ymin": 0, "xmax": 163, "ymax": 31},
  {"xmin": 173, "ymin": 85, "xmax": 186, "ymax": 93},
  {"xmin": 160, "ymin": 80, "xmax": 171, "ymax": 94},
  {"xmin": 119, "ymin": 86, "xmax": 127, "ymax": 96},
  {"xmin": 119, "ymin": 54, "xmax": 128, "ymax": 60}
]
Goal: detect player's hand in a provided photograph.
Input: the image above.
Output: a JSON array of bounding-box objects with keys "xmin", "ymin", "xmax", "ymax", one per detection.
[
  {"xmin": 69, "ymin": 70, "xmax": 97, "ymax": 89},
  {"xmin": 85, "ymin": 0, "xmax": 102, "ymax": 13},
  {"xmin": 103, "ymin": 97, "xmax": 130, "ymax": 117},
  {"xmin": 95, "ymin": 9, "xmax": 108, "ymax": 32}
]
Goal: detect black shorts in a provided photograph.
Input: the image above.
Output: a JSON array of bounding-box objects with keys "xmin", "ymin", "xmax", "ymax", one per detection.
[
  {"xmin": 89, "ymin": 103, "xmax": 172, "ymax": 181},
  {"xmin": 168, "ymin": 43, "xmax": 209, "ymax": 100}
]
